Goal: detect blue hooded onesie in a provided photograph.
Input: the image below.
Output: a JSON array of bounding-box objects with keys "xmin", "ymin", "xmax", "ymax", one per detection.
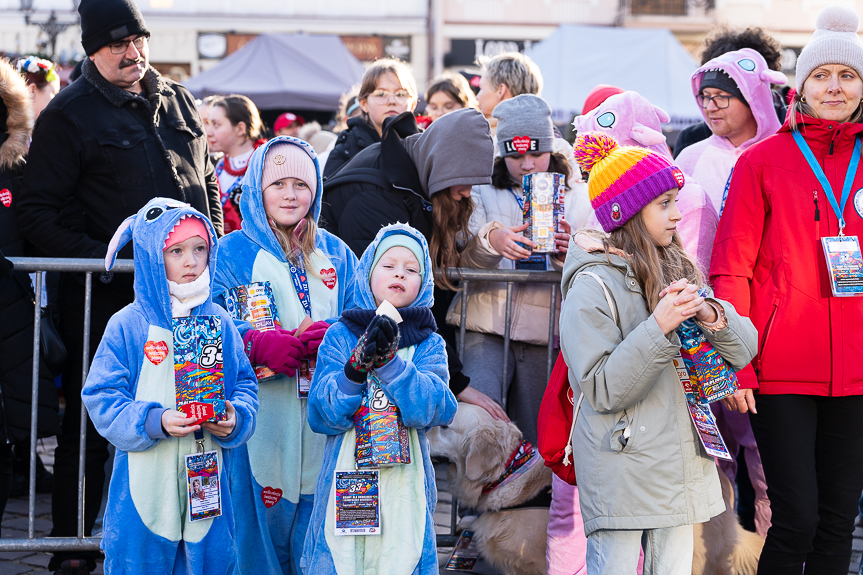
[
  {"xmin": 213, "ymin": 136, "xmax": 359, "ymax": 575},
  {"xmin": 81, "ymin": 198, "xmax": 259, "ymax": 575},
  {"xmin": 302, "ymin": 223, "xmax": 457, "ymax": 575}
]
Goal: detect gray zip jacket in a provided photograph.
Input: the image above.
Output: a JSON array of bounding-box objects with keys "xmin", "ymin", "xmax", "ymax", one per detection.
[{"xmin": 559, "ymin": 241, "xmax": 757, "ymax": 537}]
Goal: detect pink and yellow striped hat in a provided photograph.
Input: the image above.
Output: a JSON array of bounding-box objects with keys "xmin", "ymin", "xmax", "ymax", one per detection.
[{"xmin": 574, "ymin": 132, "xmax": 684, "ymax": 232}]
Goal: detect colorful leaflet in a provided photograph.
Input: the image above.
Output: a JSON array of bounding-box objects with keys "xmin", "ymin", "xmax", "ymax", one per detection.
[{"xmin": 173, "ymin": 315, "xmax": 226, "ymax": 424}]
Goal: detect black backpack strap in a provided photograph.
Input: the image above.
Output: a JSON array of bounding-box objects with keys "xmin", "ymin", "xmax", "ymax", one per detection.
[{"xmin": 323, "ymin": 167, "xmax": 392, "ymax": 194}]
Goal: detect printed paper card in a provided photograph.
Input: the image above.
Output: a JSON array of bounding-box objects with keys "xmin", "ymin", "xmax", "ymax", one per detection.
[
  {"xmin": 686, "ymin": 402, "xmax": 733, "ymax": 461},
  {"xmin": 185, "ymin": 450, "xmax": 222, "ymax": 522},
  {"xmin": 821, "ymin": 235, "xmax": 863, "ymax": 297},
  {"xmin": 294, "ymin": 315, "xmax": 315, "ymax": 399},
  {"xmin": 445, "ymin": 530, "xmax": 481, "ymax": 571},
  {"xmin": 353, "ymin": 372, "xmax": 411, "ymax": 468},
  {"xmin": 676, "ymin": 320, "xmax": 738, "ymax": 403},
  {"xmin": 334, "ymin": 470, "xmax": 380, "ymax": 535},
  {"xmin": 223, "ymin": 282, "xmax": 282, "ymax": 381},
  {"xmin": 173, "ymin": 315, "xmax": 226, "ymax": 424},
  {"xmin": 522, "ymin": 172, "xmax": 566, "ymax": 254}
]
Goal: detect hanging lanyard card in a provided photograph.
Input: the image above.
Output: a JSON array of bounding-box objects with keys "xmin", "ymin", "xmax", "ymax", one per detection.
[
  {"xmin": 686, "ymin": 402, "xmax": 733, "ymax": 461},
  {"xmin": 334, "ymin": 470, "xmax": 380, "ymax": 535},
  {"xmin": 445, "ymin": 529, "xmax": 481, "ymax": 571},
  {"xmin": 821, "ymin": 235, "xmax": 863, "ymax": 297},
  {"xmin": 185, "ymin": 450, "xmax": 222, "ymax": 522},
  {"xmin": 293, "ymin": 315, "xmax": 316, "ymax": 399}
]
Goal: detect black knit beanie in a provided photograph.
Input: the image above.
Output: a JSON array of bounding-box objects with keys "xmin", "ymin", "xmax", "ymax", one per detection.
[
  {"xmin": 699, "ymin": 69, "xmax": 749, "ymax": 108},
  {"xmin": 78, "ymin": 0, "xmax": 150, "ymax": 56}
]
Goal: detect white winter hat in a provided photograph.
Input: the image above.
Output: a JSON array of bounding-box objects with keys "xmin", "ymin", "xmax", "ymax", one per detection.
[{"xmin": 796, "ymin": 5, "xmax": 863, "ymax": 90}]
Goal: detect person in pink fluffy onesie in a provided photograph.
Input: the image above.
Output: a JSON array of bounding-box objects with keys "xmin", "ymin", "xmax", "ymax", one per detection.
[
  {"xmin": 573, "ymin": 90, "xmax": 719, "ymax": 273},
  {"xmin": 676, "ymin": 47, "xmax": 788, "ymax": 217},
  {"xmin": 675, "ymin": 47, "xmax": 787, "ymax": 541}
]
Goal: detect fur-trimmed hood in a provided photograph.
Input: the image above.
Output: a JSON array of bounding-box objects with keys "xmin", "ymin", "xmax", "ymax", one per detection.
[{"xmin": 0, "ymin": 58, "xmax": 33, "ymax": 171}]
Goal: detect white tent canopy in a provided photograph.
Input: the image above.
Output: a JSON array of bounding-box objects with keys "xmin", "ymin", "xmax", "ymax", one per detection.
[
  {"xmin": 183, "ymin": 34, "xmax": 366, "ymax": 111},
  {"xmin": 527, "ymin": 25, "xmax": 702, "ymax": 129}
]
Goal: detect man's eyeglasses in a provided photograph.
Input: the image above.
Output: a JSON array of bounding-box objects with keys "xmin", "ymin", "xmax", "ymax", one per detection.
[
  {"xmin": 368, "ymin": 89, "xmax": 412, "ymax": 104},
  {"xmin": 696, "ymin": 94, "xmax": 734, "ymax": 109},
  {"xmin": 109, "ymin": 35, "xmax": 148, "ymax": 55}
]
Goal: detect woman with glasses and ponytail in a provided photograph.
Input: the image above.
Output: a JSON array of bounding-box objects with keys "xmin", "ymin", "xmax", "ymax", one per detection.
[
  {"xmin": 323, "ymin": 59, "xmax": 419, "ymax": 178},
  {"xmin": 712, "ymin": 6, "xmax": 863, "ymax": 574}
]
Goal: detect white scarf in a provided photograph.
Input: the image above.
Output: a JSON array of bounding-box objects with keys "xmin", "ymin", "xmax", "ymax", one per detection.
[{"xmin": 167, "ymin": 267, "xmax": 210, "ymax": 318}]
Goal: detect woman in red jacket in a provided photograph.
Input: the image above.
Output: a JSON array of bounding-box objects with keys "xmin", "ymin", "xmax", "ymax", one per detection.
[{"xmin": 711, "ymin": 6, "xmax": 863, "ymax": 574}]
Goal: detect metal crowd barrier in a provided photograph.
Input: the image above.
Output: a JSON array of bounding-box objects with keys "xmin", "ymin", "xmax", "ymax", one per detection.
[
  {"xmin": 4, "ymin": 259, "xmax": 561, "ymax": 553},
  {"xmin": 3, "ymin": 258, "xmax": 134, "ymax": 552},
  {"xmin": 436, "ymin": 267, "xmax": 562, "ymax": 548}
]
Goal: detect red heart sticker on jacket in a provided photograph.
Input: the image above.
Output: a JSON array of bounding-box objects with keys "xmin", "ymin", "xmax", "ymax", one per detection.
[
  {"xmin": 320, "ymin": 268, "xmax": 337, "ymax": 290},
  {"xmin": 512, "ymin": 136, "xmax": 532, "ymax": 155},
  {"xmin": 0, "ymin": 189, "xmax": 11, "ymax": 208},
  {"xmin": 144, "ymin": 341, "xmax": 168, "ymax": 365},
  {"xmin": 261, "ymin": 486, "xmax": 283, "ymax": 508}
]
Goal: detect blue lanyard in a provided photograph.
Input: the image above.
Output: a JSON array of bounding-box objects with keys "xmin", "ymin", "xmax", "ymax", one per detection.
[
  {"xmin": 792, "ymin": 131, "xmax": 861, "ymax": 233},
  {"xmin": 215, "ymin": 160, "xmax": 244, "ymax": 206},
  {"xmin": 508, "ymin": 187, "xmax": 524, "ymax": 211},
  {"xmin": 720, "ymin": 168, "xmax": 733, "ymax": 218},
  {"xmin": 289, "ymin": 254, "xmax": 312, "ymax": 317}
]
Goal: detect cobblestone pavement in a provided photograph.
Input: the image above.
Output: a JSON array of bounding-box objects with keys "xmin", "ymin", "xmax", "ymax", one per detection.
[{"xmin": 0, "ymin": 450, "xmax": 859, "ymax": 574}]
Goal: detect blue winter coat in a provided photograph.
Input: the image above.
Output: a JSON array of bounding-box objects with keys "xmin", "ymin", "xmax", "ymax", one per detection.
[
  {"xmin": 213, "ymin": 136, "xmax": 360, "ymax": 574},
  {"xmin": 81, "ymin": 198, "xmax": 259, "ymax": 575},
  {"xmin": 302, "ymin": 223, "xmax": 457, "ymax": 575}
]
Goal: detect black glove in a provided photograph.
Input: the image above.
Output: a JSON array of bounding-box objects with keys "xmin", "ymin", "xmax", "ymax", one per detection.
[{"xmin": 367, "ymin": 315, "xmax": 400, "ymax": 368}]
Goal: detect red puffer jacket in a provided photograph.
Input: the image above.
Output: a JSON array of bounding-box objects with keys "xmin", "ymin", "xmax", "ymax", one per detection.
[{"xmin": 710, "ymin": 113, "xmax": 863, "ymax": 396}]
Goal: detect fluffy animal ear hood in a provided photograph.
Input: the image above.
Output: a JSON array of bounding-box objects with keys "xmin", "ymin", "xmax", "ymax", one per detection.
[
  {"xmin": 690, "ymin": 48, "xmax": 787, "ymax": 149},
  {"xmin": 105, "ymin": 197, "xmax": 218, "ymax": 327},
  {"xmin": 572, "ymin": 91, "xmax": 672, "ymax": 160},
  {"xmin": 0, "ymin": 58, "xmax": 33, "ymax": 171},
  {"xmin": 354, "ymin": 223, "xmax": 435, "ymax": 310},
  {"xmin": 238, "ymin": 136, "xmax": 323, "ymax": 263}
]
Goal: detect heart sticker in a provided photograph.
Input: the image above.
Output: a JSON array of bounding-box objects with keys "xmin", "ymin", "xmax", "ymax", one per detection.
[
  {"xmin": 0, "ymin": 189, "xmax": 11, "ymax": 208},
  {"xmin": 261, "ymin": 486, "xmax": 283, "ymax": 508},
  {"xmin": 144, "ymin": 341, "xmax": 168, "ymax": 365},
  {"xmin": 512, "ymin": 136, "xmax": 532, "ymax": 155},
  {"xmin": 320, "ymin": 268, "xmax": 337, "ymax": 290},
  {"xmin": 672, "ymin": 168, "xmax": 685, "ymax": 189}
]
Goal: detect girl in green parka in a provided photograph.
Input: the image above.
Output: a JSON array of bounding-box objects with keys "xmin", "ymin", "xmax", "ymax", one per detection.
[{"xmin": 560, "ymin": 132, "xmax": 758, "ymax": 575}]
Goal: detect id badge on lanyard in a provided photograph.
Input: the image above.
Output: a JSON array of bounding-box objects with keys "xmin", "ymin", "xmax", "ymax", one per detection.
[
  {"xmin": 792, "ymin": 131, "xmax": 863, "ymax": 297},
  {"xmin": 289, "ymin": 256, "xmax": 315, "ymax": 397},
  {"xmin": 185, "ymin": 430, "xmax": 222, "ymax": 522}
]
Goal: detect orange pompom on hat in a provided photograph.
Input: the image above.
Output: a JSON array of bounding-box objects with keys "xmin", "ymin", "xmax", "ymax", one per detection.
[{"xmin": 574, "ymin": 131, "xmax": 685, "ymax": 232}]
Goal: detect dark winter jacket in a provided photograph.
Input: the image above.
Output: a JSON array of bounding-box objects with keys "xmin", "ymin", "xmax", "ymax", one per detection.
[
  {"xmin": 0, "ymin": 60, "xmax": 60, "ymax": 442},
  {"xmin": 322, "ymin": 115, "xmax": 383, "ymax": 179},
  {"xmin": 16, "ymin": 58, "xmax": 222, "ymax": 275}
]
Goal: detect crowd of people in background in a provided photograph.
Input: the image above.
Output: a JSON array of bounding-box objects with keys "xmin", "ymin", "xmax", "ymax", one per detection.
[{"xmin": 0, "ymin": 0, "xmax": 862, "ymax": 574}]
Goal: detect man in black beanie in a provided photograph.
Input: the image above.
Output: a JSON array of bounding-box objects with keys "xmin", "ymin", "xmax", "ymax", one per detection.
[{"xmin": 15, "ymin": 1, "xmax": 222, "ymax": 573}]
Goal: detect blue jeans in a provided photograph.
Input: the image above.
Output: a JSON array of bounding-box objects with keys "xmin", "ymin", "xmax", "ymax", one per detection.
[{"xmin": 586, "ymin": 525, "xmax": 693, "ymax": 575}]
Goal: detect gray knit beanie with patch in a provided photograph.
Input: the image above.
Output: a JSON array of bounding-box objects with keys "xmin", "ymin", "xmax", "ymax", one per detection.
[
  {"xmin": 493, "ymin": 94, "xmax": 555, "ymax": 158},
  {"xmin": 796, "ymin": 5, "xmax": 863, "ymax": 91}
]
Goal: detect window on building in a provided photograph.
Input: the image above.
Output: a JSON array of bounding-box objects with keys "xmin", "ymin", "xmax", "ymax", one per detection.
[{"xmin": 630, "ymin": 0, "xmax": 687, "ymax": 16}]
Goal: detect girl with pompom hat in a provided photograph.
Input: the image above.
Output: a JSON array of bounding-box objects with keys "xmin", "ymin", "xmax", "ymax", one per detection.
[
  {"xmin": 559, "ymin": 132, "xmax": 757, "ymax": 574},
  {"xmin": 711, "ymin": 5, "xmax": 863, "ymax": 574}
]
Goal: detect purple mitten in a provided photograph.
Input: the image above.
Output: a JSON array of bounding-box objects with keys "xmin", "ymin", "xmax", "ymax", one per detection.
[
  {"xmin": 299, "ymin": 320, "xmax": 330, "ymax": 355},
  {"xmin": 243, "ymin": 328, "xmax": 307, "ymax": 376}
]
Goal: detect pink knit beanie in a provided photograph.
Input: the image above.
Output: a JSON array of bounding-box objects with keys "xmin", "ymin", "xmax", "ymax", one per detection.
[
  {"xmin": 163, "ymin": 215, "xmax": 209, "ymax": 250},
  {"xmin": 261, "ymin": 142, "xmax": 317, "ymax": 194}
]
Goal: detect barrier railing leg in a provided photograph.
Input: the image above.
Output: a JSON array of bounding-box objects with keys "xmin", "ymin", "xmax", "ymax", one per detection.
[
  {"xmin": 78, "ymin": 272, "xmax": 92, "ymax": 541},
  {"xmin": 458, "ymin": 281, "xmax": 468, "ymax": 362},
  {"xmin": 502, "ymin": 282, "xmax": 513, "ymax": 409},
  {"xmin": 28, "ymin": 271, "xmax": 43, "ymax": 541},
  {"xmin": 547, "ymin": 283, "xmax": 557, "ymax": 382}
]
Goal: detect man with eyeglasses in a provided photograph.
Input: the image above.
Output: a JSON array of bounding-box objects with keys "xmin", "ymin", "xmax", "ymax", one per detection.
[
  {"xmin": 15, "ymin": 1, "xmax": 221, "ymax": 573},
  {"xmin": 676, "ymin": 48, "xmax": 784, "ymax": 216}
]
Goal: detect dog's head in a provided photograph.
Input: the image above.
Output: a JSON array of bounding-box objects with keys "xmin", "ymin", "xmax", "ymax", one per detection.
[{"xmin": 427, "ymin": 403, "xmax": 524, "ymax": 508}]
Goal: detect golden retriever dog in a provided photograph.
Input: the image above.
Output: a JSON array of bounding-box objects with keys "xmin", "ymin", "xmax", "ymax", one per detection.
[{"xmin": 429, "ymin": 403, "xmax": 764, "ymax": 575}]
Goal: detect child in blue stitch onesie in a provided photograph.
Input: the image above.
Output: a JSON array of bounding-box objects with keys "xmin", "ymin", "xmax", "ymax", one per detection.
[
  {"xmin": 303, "ymin": 223, "xmax": 457, "ymax": 575},
  {"xmin": 213, "ymin": 136, "xmax": 359, "ymax": 575},
  {"xmin": 81, "ymin": 198, "xmax": 259, "ymax": 575}
]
